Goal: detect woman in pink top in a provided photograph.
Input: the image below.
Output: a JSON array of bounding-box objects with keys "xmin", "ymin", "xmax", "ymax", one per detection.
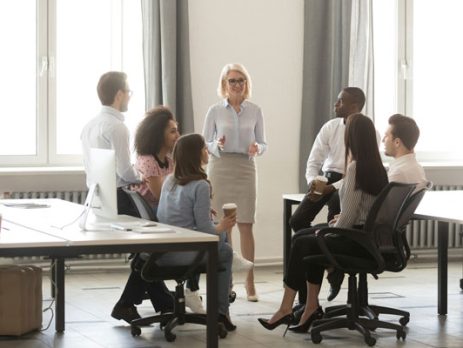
[
  {"xmin": 111, "ymin": 106, "xmax": 181, "ymax": 323},
  {"xmin": 134, "ymin": 107, "xmax": 179, "ymax": 215}
]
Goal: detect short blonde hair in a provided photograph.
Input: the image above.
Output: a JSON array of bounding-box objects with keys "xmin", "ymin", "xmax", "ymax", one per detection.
[{"xmin": 217, "ymin": 63, "xmax": 252, "ymax": 99}]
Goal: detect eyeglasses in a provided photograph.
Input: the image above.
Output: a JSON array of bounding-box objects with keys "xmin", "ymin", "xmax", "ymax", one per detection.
[
  {"xmin": 227, "ymin": 78, "xmax": 246, "ymax": 86},
  {"xmin": 123, "ymin": 89, "xmax": 133, "ymax": 97}
]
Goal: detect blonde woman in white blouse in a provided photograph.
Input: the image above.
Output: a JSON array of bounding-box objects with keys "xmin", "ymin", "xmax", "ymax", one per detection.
[{"xmin": 202, "ymin": 63, "xmax": 267, "ymax": 302}]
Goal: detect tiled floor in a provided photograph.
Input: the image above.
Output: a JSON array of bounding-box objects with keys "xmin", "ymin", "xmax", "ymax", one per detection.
[{"xmin": 1, "ymin": 261, "xmax": 462, "ymax": 347}]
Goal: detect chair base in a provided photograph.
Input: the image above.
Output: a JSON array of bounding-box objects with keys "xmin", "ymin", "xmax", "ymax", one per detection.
[
  {"xmin": 310, "ymin": 275, "xmax": 407, "ymax": 346},
  {"xmin": 130, "ymin": 282, "xmax": 227, "ymax": 342}
]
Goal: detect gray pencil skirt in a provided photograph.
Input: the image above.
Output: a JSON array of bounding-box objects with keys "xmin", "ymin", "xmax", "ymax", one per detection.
[{"xmin": 207, "ymin": 153, "xmax": 257, "ymax": 224}]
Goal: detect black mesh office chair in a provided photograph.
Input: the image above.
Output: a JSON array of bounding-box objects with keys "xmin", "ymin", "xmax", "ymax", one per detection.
[
  {"xmin": 130, "ymin": 251, "xmax": 229, "ymax": 342},
  {"xmin": 358, "ymin": 182, "xmax": 431, "ymax": 325},
  {"xmin": 121, "ymin": 188, "xmax": 157, "ymax": 221},
  {"xmin": 322, "ymin": 183, "xmax": 431, "ymax": 327},
  {"xmin": 304, "ymin": 182, "xmax": 415, "ymax": 346},
  {"xmin": 122, "ymin": 189, "xmax": 228, "ymax": 341}
]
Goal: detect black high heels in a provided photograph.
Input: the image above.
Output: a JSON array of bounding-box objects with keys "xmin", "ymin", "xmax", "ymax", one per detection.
[
  {"xmin": 257, "ymin": 313, "xmax": 294, "ymax": 336},
  {"xmin": 288, "ymin": 306, "xmax": 323, "ymax": 333},
  {"xmin": 219, "ymin": 313, "xmax": 237, "ymax": 331}
]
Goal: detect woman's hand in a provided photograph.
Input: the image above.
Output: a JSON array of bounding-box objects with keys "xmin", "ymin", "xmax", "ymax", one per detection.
[
  {"xmin": 328, "ymin": 214, "xmax": 340, "ymax": 227},
  {"xmin": 248, "ymin": 142, "xmax": 258, "ymax": 157},
  {"xmin": 215, "ymin": 212, "xmax": 236, "ymax": 233},
  {"xmin": 218, "ymin": 135, "xmax": 226, "ymax": 151}
]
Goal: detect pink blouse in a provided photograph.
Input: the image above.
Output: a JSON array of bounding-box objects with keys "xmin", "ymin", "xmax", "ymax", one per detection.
[{"xmin": 135, "ymin": 155, "xmax": 173, "ymax": 208}]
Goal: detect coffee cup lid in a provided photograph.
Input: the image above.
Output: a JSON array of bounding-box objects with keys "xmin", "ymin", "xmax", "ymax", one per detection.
[{"xmin": 222, "ymin": 203, "xmax": 237, "ymax": 209}]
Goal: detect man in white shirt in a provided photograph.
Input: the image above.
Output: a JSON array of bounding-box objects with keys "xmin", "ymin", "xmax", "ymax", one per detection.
[
  {"xmin": 383, "ymin": 114, "xmax": 427, "ymax": 186},
  {"xmin": 326, "ymin": 114, "xmax": 427, "ymax": 303},
  {"xmin": 81, "ymin": 71, "xmax": 140, "ymax": 216},
  {"xmin": 289, "ymin": 87, "xmax": 366, "ymax": 232}
]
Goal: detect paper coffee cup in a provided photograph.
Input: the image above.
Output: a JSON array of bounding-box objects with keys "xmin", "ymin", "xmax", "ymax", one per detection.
[
  {"xmin": 313, "ymin": 175, "xmax": 328, "ymax": 195},
  {"xmin": 222, "ymin": 203, "xmax": 237, "ymax": 216}
]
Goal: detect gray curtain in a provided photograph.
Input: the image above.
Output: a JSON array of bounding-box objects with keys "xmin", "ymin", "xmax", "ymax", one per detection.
[
  {"xmin": 141, "ymin": 0, "xmax": 194, "ymax": 133},
  {"xmin": 349, "ymin": 0, "xmax": 374, "ymax": 117},
  {"xmin": 298, "ymin": 0, "xmax": 374, "ymax": 191},
  {"xmin": 298, "ymin": 0, "xmax": 351, "ymax": 191}
]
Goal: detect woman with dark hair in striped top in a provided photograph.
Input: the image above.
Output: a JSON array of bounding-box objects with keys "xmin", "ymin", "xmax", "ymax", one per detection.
[{"xmin": 258, "ymin": 113, "xmax": 388, "ymax": 334}]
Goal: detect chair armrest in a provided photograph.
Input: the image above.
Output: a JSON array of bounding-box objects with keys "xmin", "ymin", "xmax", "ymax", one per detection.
[{"xmin": 315, "ymin": 227, "xmax": 385, "ymax": 272}]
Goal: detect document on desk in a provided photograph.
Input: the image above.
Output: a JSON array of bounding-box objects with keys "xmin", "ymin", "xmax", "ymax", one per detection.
[
  {"xmin": 2, "ymin": 203, "xmax": 51, "ymax": 209},
  {"xmin": 110, "ymin": 223, "xmax": 174, "ymax": 234}
]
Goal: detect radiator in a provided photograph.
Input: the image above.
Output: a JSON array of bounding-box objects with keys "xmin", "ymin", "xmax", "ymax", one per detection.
[
  {"xmin": 5, "ymin": 190, "xmax": 129, "ymax": 266},
  {"xmin": 406, "ymin": 184, "xmax": 463, "ymax": 250}
]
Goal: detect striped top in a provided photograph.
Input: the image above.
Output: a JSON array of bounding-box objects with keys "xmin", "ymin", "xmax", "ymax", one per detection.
[{"xmin": 335, "ymin": 161, "xmax": 378, "ymax": 228}]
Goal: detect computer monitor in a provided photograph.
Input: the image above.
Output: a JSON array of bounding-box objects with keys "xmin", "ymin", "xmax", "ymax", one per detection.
[{"xmin": 79, "ymin": 148, "xmax": 117, "ymax": 230}]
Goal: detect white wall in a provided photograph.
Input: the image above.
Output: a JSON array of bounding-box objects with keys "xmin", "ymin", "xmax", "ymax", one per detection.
[{"xmin": 189, "ymin": 0, "xmax": 304, "ymax": 263}]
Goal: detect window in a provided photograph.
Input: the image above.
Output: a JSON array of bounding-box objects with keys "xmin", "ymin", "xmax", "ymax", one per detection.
[
  {"xmin": 373, "ymin": 0, "xmax": 463, "ymax": 161},
  {"xmin": 0, "ymin": 0, "xmax": 145, "ymax": 166}
]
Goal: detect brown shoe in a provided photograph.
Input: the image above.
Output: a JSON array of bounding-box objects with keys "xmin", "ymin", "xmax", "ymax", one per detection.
[{"xmin": 111, "ymin": 303, "xmax": 141, "ymax": 324}]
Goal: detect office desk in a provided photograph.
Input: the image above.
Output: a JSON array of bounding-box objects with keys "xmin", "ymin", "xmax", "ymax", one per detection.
[
  {"xmin": 283, "ymin": 191, "xmax": 463, "ymax": 316},
  {"xmin": 1, "ymin": 199, "xmax": 220, "ymax": 348}
]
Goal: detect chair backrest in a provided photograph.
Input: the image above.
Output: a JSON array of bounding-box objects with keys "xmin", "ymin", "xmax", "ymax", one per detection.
[
  {"xmin": 363, "ymin": 182, "xmax": 416, "ymax": 252},
  {"xmin": 121, "ymin": 188, "xmax": 157, "ymax": 221},
  {"xmin": 385, "ymin": 181, "xmax": 432, "ymax": 271}
]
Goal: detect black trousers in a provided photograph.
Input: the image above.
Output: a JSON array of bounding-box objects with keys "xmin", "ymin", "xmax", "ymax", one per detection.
[
  {"xmin": 285, "ymin": 230, "xmax": 371, "ymax": 304},
  {"xmin": 118, "ymin": 270, "xmax": 174, "ymax": 312},
  {"xmin": 116, "ymin": 187, "xmax": 174, "ymax": 311},
  {"xmin": 289, "ymin": 171, "xmax": 342, "ymax": 232}
]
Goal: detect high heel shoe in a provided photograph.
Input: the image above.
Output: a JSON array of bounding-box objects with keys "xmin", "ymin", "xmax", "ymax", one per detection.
[
  {"xmin": 219, "ymin": 313, "xmax": 237, "ymax": 331},
  {"xmin": 287, "ymin": 307, "xmax": 323, "ymax": 333},
  {"xmin": 257, "ymin": 313, "xmax": 294, "ymax": 336}
]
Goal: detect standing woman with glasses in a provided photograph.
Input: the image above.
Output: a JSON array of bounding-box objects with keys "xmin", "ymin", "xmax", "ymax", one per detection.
[{"xmin": 202, "ymin": 63, "xmax": 267, "ymax": 302}]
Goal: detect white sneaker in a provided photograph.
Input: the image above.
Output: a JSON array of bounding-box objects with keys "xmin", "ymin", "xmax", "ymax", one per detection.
[
  {"xmin": 185, "ymin": 289, "xmax": 206, "ymax": 314},
  {"xmin": 232, "ymin": 251, "xmax": 254, "ymax": 272}
]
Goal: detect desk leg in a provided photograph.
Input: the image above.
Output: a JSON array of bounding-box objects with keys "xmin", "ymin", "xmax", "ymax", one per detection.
[
  {"xmin": 206, "ymin": 243, "xmax": 218, "ymax": 348},
  {"xmin": 283, "ymin": 199, "xmax": 293, "ymax": 276},
  {"xmin": 55, "ymin": 257, "xmax": 65, "ymax": 332},
  {"xmin": 437, "ymin": 221, "xmax": 448, "ymax": 315},
  {"xmin": 51, "ymin": 258, "xmax": 56, "ymax": 298}
]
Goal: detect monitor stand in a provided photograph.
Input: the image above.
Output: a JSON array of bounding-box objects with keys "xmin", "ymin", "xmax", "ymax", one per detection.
[{"xmin": 78, "ymin": 184, "xmax": 114, "ymax": 231}]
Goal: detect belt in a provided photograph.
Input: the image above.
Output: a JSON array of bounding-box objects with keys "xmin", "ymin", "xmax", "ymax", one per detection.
[{"xmin": 324, "ymin": 171, "xmax": 343, "ymax": 183}]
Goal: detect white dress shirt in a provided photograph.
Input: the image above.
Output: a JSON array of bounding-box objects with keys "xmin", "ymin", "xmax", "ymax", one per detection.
[
  {"xmin": 305, "ymin": 118, "xmax": 381, "ymax": 190},
  {"xmin": 81, "ymin": 106, "xmax": 139, "ymax": 187},
  {"xmin": 388, "ymin": 153, "xmax": 427, "ymax": 186},
  {"xmin": 202, "ymin": 99, "xmax": 267, "ymax": 158}
]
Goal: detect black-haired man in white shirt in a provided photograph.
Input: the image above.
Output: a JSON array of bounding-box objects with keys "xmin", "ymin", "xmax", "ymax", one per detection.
[{"xmin": 289, "ymin": 87, "xmax": 367, "ymax": 233}]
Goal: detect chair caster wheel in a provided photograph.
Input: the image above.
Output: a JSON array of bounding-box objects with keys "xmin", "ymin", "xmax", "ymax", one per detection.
[
  {"xmin": 311, "ymin": 332, "xmax": 322, "ymax": 344},
  {"xmin": 399, "ymin": 316, "xmax": 409, "ymax": 326},
  {"xmin": 365, "ymin": 336, "xmax": 376, "ymax": 346},
  {"xmin": 131, "ymin": 325, "xmax": 141, "ymax": 336},
  {"xmin": 218, "ymin": 323, "xmax": 228, "ymax": 338},
  {"xmin": 165, "ymin": 330, "xmax": 176, "ymax": 342},
  {"xmin": 396, "ymin": 329, "xmax": 406, "ymax": 341}
]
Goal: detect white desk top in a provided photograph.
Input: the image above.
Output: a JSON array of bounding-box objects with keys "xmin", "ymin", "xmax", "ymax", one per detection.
[
  {"xmin": 0, "ymin": 199, "xmax": 218, "ymax": 248},
  {"xmin": 413, "ymin": 190, "xmax": 463, "ymax": 223},
  {"xmin": 0, "ymin": 220, "xmax": 67, "ymax": 248},
  {"xmin": 283, "ymin": 190, "xmax": 463, "ymax": 224}
]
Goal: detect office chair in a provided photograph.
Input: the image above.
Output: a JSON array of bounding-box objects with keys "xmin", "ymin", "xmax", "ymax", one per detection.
[
  {"xmin": 304, "ymin": 182, "xmax": 415, "ymax": 346},
  {"xmin": 122, "ymin": 189, "xmax": 228, "ymax": 341},
  {"xmin": 130, "ymin": 251, "xmax": 228, "ymax": 341},
  {"xmin": 121, "ymin": 187, "xmax": 157, "ymax": 221},
  {"xmin": 359, "ymin": 182, "xmax": 431, "ymax": 325},
  {"xmin": 323, "ymin": 183, "xmax": 431, "ymax": 327}
]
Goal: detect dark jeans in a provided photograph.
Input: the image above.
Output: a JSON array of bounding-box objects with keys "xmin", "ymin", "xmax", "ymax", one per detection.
[
  {"xmin": 118, "ymin": 270, "xmax": 174, "ymax": 312},
  {"xmin": 289, "ymin": 172, "xmax": 342, "ymax": 232}
]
